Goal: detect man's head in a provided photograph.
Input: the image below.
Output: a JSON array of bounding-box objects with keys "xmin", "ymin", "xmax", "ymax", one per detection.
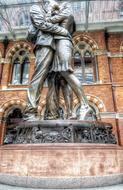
[
  {"xmin": 38, "ymin": 0, "xmax": 50, "ymax": 10},
  {"xmin": 45, "ymin": 0, "xmax": 60, "ymax": 14},
  {"xmin": 39, "ymin": 0, "xmax": 59, "ymax": 13}
]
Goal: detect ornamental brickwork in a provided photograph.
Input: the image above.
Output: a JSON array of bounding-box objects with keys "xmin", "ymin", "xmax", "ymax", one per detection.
[{"xmin": 0, "ymin": 30, "xmax": 123, "ymax": 145}]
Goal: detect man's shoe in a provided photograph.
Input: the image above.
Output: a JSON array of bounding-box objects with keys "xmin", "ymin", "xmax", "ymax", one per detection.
[
  {"xmin": 23, "ymin": 113, "xmax": 39, "ymax": 121},
  {"xmin": 78, "ymin": 106, "xmax": 93, "ymax": 120}
]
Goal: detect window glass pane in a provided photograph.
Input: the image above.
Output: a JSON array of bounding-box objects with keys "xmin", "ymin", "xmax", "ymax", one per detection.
[
  {"xmin": 84, "ymin": 51, "xmax": 95, "ymax": 83},
  {"xmin": 75, "ymin": 68, "xmax": 83, "ymax": 83},
  {"xmin": 84, "ymin": 51, "xmax": 92, "ymax": 57},
  {"xmin": 85, "ymin": 62, "xmax": 94, "ymax": 83},
  {"xmin": 12, "ymin": 58, "xmax": 21, "ymax": 84},
  {"xmin": 21, "ymin": 57, "xmax": 29, "ymax": 84},
  {"xmin": 74, "ymin": 52, "xmax": 83, "ymax": 82}
]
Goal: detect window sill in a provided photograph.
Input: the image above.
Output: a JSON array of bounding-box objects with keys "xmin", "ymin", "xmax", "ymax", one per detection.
[
  {"xmin": 8, "ymin": 84, "xmax": 29, "ymax": 88},
  {"xmin": 82, "ymin": 82, "xmax": 112, "ymax": 86},
  {"xmin": 82, "ymin": 82, "xmax": 99, "ymax": 85}
]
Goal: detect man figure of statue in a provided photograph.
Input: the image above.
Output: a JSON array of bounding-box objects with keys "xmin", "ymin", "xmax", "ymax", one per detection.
[{"xmin": 45, "ymin": 1, "xmax": 92, "ymax": 120}]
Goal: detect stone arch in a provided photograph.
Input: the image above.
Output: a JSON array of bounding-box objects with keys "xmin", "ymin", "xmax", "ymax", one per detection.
[
  {"xmin": 86, "ymin": 94, "xmax": 106, "ymax": 112},
  {"xmin": 73, "ymin": 34, "xmax": 99, "ymax": 52},
  {"xmin": 0, "ymin": 99, "xmax": 27, "ymax": 119},
  {"xmin": 5, "ymin": 42, "xmax": 34, "ymax": 62},
  {"xmin": 72, "ymin": 94, "xmax": 106, "ymax": 114}
]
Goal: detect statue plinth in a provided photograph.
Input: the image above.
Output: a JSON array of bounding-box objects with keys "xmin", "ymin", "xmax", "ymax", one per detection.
[{"xmin": 4, "ymin": 120, "xmax": 116, "ymax": 144}]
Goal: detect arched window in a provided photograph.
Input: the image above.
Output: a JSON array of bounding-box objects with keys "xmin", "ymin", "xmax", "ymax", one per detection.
[
  {"xmin": 74, "ymin": 41, "xmax": 98, "ymax": 84},
  {"xmin": 84, "ymin": 50, "xmax": 97, "ymax": 83},
  {"xmin": 21, "ymin": 57, "xmax": 30, "ymax": 84},
  {"xmin": 119, "ymin": 2, "xmax": 123, "ymax": 18},
  {"xmin": 17, "ymin": 10, "xmax": 30, "ymax": 26},
  {"xmin": 11, "ymin": 50, "xmax": 30, "ymax": 85},
  {"xmin": 4, "ymin": 107, "xmax": 23, "ymax": 144},
  {"xmin": 6, "ymin": 108, "xmax": 23, "ymax": 126}
]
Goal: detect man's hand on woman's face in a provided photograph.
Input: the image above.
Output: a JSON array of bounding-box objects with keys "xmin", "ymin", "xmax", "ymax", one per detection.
[{"xmin": 51, "ymin": 9, "xmax": 59, "ymax": 16}]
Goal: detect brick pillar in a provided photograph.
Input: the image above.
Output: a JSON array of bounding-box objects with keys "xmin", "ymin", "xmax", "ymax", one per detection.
[
  {"xmin": 0, "ymin": 111, "xmax": 5, "ymax": 145},
  {"xmin": 118, "ymin": 119, "xmax": 123, "ymax": 146},
  {"xmin": 97, "ymin": 55, "xmax": 110, "ymax": 83},
  {"xmin": 0, "ymin": 122, "xmax": 6, "ymax": 145},
  {"xmin": 115, "ymin": 86, "xmax": 123, "ymax": 146},
  {"xmin": 111, "ymin": 57, "xmax": 123, "ymax": 82},
  {"xmin": 1, "ymin": 62, "xmax": 11, "ymax": 87}
]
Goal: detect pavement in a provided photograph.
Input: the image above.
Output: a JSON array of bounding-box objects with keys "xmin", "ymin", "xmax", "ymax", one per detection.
[{"xmin": 0, "ymin": 184, "xmax": 123, "ymax": 190}]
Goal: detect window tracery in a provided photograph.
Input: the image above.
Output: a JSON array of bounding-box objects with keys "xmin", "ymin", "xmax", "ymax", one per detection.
[
  {"xmin": 11, "ymin": 49, "xmax": 30, "ymax": 85},
  {"xmin": 74, "ymin": 41, "xmax": 98, "ymax": 83}
]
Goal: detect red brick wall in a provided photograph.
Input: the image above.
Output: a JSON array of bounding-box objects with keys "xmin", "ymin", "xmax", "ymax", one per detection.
[
  {"xmin": 97, "ymin": 55, "xmax": 110, "ymax": 82},
  {"xmin": 108, "ymin": 33, "xmax": 123, "ymax": 52},
  {"xmin": 115, "ymin": 87, "xmax": 123, "ymax": 112},
  {"xmin": 84, "ymin": 84, "xmax": 114, "ymax": 112},
  {"xmin": 0, "ymin": 31, "xmax": 123, "ymax": 145},
  {"xmin": 111, "ymin": 58, "xmax": 123, "ymax": 82},
  {"xmin": 119, "ymin": 119, "xmax": 123, "ymax": 145}
]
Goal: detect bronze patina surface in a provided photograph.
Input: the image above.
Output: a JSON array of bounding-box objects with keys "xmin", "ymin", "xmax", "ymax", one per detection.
[
  {"xmin": 4, "ymin": 120, "xmax": 116, "ymax": 144},
  {"xmin": 25, "ymin": 0, "xmax": 92, "ymax": 120}
]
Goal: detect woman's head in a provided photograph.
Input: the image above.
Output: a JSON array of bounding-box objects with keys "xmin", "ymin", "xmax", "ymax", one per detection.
[{"xmin": 47, "ymin": 0, "xmax": 60, "ymax": 15}]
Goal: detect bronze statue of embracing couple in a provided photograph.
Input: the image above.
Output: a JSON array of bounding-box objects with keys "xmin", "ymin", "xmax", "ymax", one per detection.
[{"xmin": 25, "ymin": 0, "xmax": 92, "ymax": 120}]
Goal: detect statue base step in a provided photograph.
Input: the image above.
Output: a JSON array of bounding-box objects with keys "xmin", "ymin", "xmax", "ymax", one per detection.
[
  {"xmin": 0, "ymin": 173, "xmax": 122, "ymax": 189},
  {"xmin": 0, "ymin": 143, "xmax": 122, "ymax": 188}
]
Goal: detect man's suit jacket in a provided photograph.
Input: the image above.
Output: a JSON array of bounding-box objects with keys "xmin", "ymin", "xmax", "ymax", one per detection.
[{"xmin": 28, "ymin": 5, "xmax": 68, "ymax": 50}]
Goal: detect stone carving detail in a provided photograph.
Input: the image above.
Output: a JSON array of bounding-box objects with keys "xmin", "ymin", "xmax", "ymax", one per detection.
[
  {"xmin": 4, "ymin": 125, "xmax": 73, "ymax": 144},
  {"xmin": 76, "ymin": 123, "xmax": 116, "ymax": 144},
  {"xmin": 4, "ymin": 121, "xmax": 116, "ymax": 144}
]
